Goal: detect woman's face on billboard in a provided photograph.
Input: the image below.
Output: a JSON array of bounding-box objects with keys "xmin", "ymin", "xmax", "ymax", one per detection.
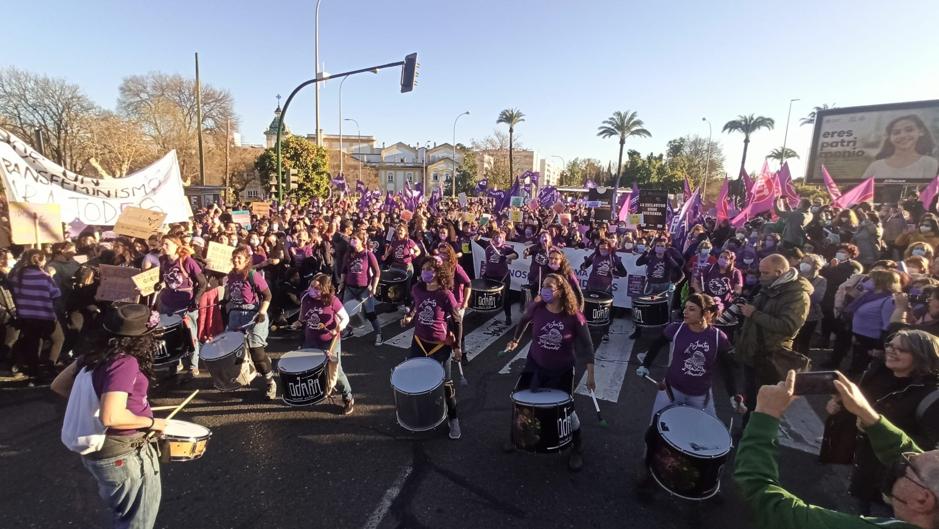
[{"xmin": 889, "ymin": 118, "xmax": 923, "ymax": 151}]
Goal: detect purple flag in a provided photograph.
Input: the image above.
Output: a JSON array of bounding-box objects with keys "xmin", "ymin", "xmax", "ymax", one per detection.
[
  {"xmin": 921, "ymin": 172, "xmax": 939, "ymax": 212},
  {"xmin": 496, "ymin": 177, "xmax": 520, "ymax": 214},
  {"xmin": 776, "ymin": 162, "xmax": 800, "ymax": 208},
  {"xmin": 538, "ymin": 186, "xmax": 559, "ymax": 208},
  {"xmin": 475, "ymin": 178, "xmax": 488, "ymax": 195},
  {"xmin": 355, "ymin": 179, "xmax": 366, "ymax": 195},
  {"xmin": 739, "ymin": 167, "xmax": 752, "ymax": 199},
  {"xmin": 683, "ymin": 178, "xmax": 692, "ymax": 202},
  {"xmin": 834, "ymin": 178, "xmax": 875, "ymax": 209},
  {"xmin": 429, "ymin": 185, "xmax": 442, "ymax": 214},
  {"xmin": 731, "ymin": 164, "xmax": 778, "ymax": 227},
  {"xmin": 383, "ymin": 192, "xmax": 395, "ymax": 213},
  {"xmin": 821, "ymin": 165, "xmax": 843, "ymax": 201}
]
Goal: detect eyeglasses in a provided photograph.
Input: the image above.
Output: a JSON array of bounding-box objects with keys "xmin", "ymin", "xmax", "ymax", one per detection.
[
  {"xmin": 886, "ymin": 453, "xmax": 932, "ymax": 496},
  {"xmin": 885, "ymin": 343, "xmax": 913, "ymax": 355}
]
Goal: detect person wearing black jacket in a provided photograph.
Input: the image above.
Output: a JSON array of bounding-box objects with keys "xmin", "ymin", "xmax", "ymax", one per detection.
[{"xmin": 819, "ymin": 243, "xmax": 864, "ymax": 356}]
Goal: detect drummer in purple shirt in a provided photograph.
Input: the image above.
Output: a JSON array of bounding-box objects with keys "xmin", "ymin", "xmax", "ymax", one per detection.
[
  {"xmin": 482, "ymin": 228, "xmax": 519, "ymax": 326},
  {"xmin": 400, "ymin": 257, "xmax": 463, "ymax": 440},
  {"xmin": 505, "ymin": 273, "xmax": 596, "ymax": 471},
  {"xmin": 225, "ymin": 246, "xmax": 277, "ymax": 400},
  {"xmin": 546, "ymin": 248, "xmax": 584, "ymax": 309},
  {"xmin": 339, "ymin": 231, "xmax": 383, "ymax": 345},
  {"xmin": 297, "ymin": 273, "xmax": 354, "ymax": 415},
  {"xmin": 434, "ymin": 244, "xmax": 471, "ymax": 348},
  {"xmin": 691, "ymin": 249, "xmax": 743, "ymax": 311},
  {"xmin": 158, "ymin": 236, "xmax": 207, "ymax": 377},
  {"xmin": 579, "ymin": 238, "xmax": 627, "ymax": 293},
  {"xmin": 383, "ymin": 223, "xmax": 422, "ymax": 309}
]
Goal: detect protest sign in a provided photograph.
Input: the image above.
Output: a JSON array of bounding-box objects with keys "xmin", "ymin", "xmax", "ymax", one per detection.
[
  {"xmin": 96, "ymin": 265, "xmax": 141, "ymax": 302},
  {"xmin": 250, "ymin": 202, "xmax": 271, "ymax": 217},
  {"xmin": 206, "ymin": 241, "xmax": 236, "ymax": 273},
  {"xmin": 458, "ymin": 192, "xmax": 467, "ymax": 207},
  {"xmin": 559, "ymin": 213, "xmax": 571, "ymax": 226},
  {"xmin": 131, "ymin": 267, "xmax": 160, "ymax": 297},
  {"xmin": 479, "ymin": 213, "xmax": 491, "ymax": 226},
  {"xmin": 510, "ymin": 196, "xmax": 525, "ymax": 208},
  {"xmin": 113, "ymin": 207, "xmax": 167, "ymax": 239},
  {"xmin": 528, "ymin": 199, "xmax": 539, "ymax": 212},
  {"xmin": 639, "ymin": 190, "xmax": 669, "ymax": 229},
  {"xmin": 231, "ymin": 210, "xmax": 251, "ymax": 229},
  {"xmin": 7, "ymin": 202, "xmax": 64, "ymax": 245},
  {"xmin": 626, "ymin": 274, "xmax": 647, "ymax": 297},
  {"xmin": 628, "ymin": 213, "xmax": 642, "ymax": 226},
  {"xmin": 553, "ymin": 202, "xmax": 566, "ymax": 214},
  {"xmin": 509, "ymin": 208, "xmax": 523, "ymax": 223},
  {"xmin": 400, "ymin": 210, "xmax": 413, "ymax": 221}
]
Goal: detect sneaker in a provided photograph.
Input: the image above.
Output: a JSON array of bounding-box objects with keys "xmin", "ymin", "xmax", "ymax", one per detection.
[
  {"xmin": 265, "ymin": 378, "xmax": 278, "ymax": 400},
  {"xmin": 448, "ymin": 418, "xmax": 462, "ymax": 440},
  {"xmin": 602, "ymin": 334, "xmax": 610, "ymax": 343},
  {"xmin": 568, "ymin": 450, "xmax": 584, "ymax": 472},
  {"xmin": 374, "ymin": 334, "xmax": 383, "ymax": 346},
  {"xmin": 191, "ymin": 368, "xmax": 201, "ymax": 377},
  {"xmin": 341, "ymin": 328, "xmax": 353, "ymax": 339},
  {"xmin": 504, "ymin": 317, "xmax": 512, "ymax": 327},
  {"xmin": 343, "ymin": 397, "xmax": 355, "ymax": 415}
]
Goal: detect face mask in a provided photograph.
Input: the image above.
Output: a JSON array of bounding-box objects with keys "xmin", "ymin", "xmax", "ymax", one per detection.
[
  {"xmin": 421, "ymin": 270, "xmax": 435, "ymax": 283},
  {"xmin": 921, "ymin": 226, "xmax": 932, "ymax": 233},
  {"xmin": 616, "ymin": 226, "xmax": 627, "ymax": 234},
  {"xmin": 764, "ymin": 240, "xmax": 775, "ymax": 248},
  {"xmin": 308, "ymin": 287, "xmax": 321, "ymax": 298},
  {"xmin": 743, "ymin": 258, "xmax": 754, "ymax": 265},
  {"xmin": 548, "ymin": 262, "xmax": 560, "ymax": 271},
  {"xmin": 655, "ymin": 246, "xmax": 665, "ymax": 255},
  {"xmin": 913, "ymin": 248, "xmax": 926, "ymax": 257},
  {"xmin": 540, "ymin": 237, "xmax": 550, "ymax": 245},
  {"xmin": 834, "ymin": 252, "xmax": 848, "ymax": 262},
  {"xmin": 439, "ymin": 233, "xmax": 448, "ymax": 240},
  {"xmin": 624, "ymin": 243, "xmax": 634, "ymax": 250},
  {"xmin": 799, "ymin": 263, "xmax": 813, "ymax": 274},
  {"xmin": 636, "ymin": 244, "xmax": 646, "ymax": 253},
  {"xmin": 493, "ymin": 237, "xmax": 504, "ymax": 246},
  {"xmin": 745, "ymin": 276, "xmax": 758, "ymax": 286},
  {"xmin": 810, "ymin": 206, "xmax": 820, "ymax": 213},
  {"xmin": 599, "ymin": 249, "xmax": 610, "ymax": 257},
  {"xmin": 699, "ymin": 248, "xmax": 711, "ymax": 257},
  {"xmin": 540, "ymin": 287, "xmax": 555, "ymax": 303},
  {"xmin": 718, "ymin": 257, "xmax": 729, "ymax": 268}
]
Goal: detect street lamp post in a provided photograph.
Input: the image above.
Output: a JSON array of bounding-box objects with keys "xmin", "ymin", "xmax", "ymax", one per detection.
[
  {"xmin": 701, "ymin": 117, "xmax": 712, "ymax": 198},
  {"xmin": 338, "ymin": 75, "xmax": 350, "ymax": 177},
  {"xmin": 452, "ymin": 111, "xmax": 469, "ymax": 198},
  {"xmin": 781, "ymin": 97, "xmax": 800, "ymax": 167},
  {"xmin": 314, "ymin": 0, "xmax": 323, "ymax": 147},
  {"xmin": 344, "ymin": 118, "xmax": 361, "ymax": 182}
]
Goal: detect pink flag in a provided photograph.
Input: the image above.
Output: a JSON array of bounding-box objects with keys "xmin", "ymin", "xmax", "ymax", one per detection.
[
  {"xmin": 821, "ymin": 165, "xmax": 842, "ymax": 201},
  {"xmin": 921, "ymin": 173, "xmax": 939, "ymax": 211},
  {"xmin": 617, "ymin": 191, "xmax": 631, "ymax": 221},
  {"xmin": 739, "ymin": 167, "xmax": 753, "ymax": 197},
  {"xmin": 731, "ymin": 164, "xmax": 779, "ymax": 227},
  {"xmin": 776, "ymin": 162, "xmax": 800, "ymax": 208},
  {"xmin": 833, "ymin": 178, "xmax": 875, "ymax": 209},
  {"xmin": 683, "ymin": 178, "xmax": 692, "ymax": 202},
  {"xmin": 716, "ymin": 177, "xmax": 730, "ymax": 221}
]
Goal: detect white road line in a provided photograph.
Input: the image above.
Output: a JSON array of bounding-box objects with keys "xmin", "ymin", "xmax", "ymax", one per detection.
[
  {"xmin": 383, "ymin": 327, "xmax": 415, "ymax": 349},
  {"xmin": 361, "ymin": 464, "xmax": 413, "ymax": 529},
  {"xmin": 498, "ymin": 342, "xmax": 531, "ymax": 375},
  {"xmin": 353, "ymin": 311, "xmax": 402, "ymax": 338},
  {"xmin": 778, "ymin": 397, "xmax": 824, "ymax": 455},
  {"xmin": 463, "ymin": 304, "xmax": 522, "ymax": 362},
  {"xmin": 575, "ymin": 319, "xmax": 634, "ymax": 403}
]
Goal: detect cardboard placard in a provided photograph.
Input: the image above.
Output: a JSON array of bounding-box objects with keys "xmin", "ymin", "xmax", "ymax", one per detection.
[
  {"xmin": 639, "ymin": 191, "xmax": 669, "ymax": 230},
  {"xmin": 250, "ymin": 202, "xmax": 271, "ymax": 217},
  {"xmin": 627, "ymin": 274, "xmax": 647, "ymax": 297},
  {"xmin": 628, "ymin": 213, "xmax": 642, "ymax": 226},
  {"xmin": 113, "ymin": 207, "xmax": 167, "ymax": 240},
  {"xmin": 131, "ymin": 267, "xmax": 160, "ymax": 297},
  {"xmin": 509, "ymin": 208, "xmax": 523, "ymax": 223},
  {"xmin": 231, "ymin": 210, "xmax": 251, "ymax": 229},
  {"xmin": 205, "ymin": 241, "xmax": 237, "ymax": 273},
  {"xmin": 559, "ymin": 213, "xmax": 572, "ymax": 226},
  {"xmin": 458, "ymin": 193, "xmax": 468, "ymax": 208},
  {"xmin": 528, "ymin": 199, "xmax": 539, "ymax": 212},
  {"xmin": 96, "ymin": 264, "xmax": 142, "ymax": 302},
  {"xmin": 479, "ymin": 213, "xmax": 491, "ymax": 227},
  {"xmin": 552, "ymin": 202, "xmax": 566, "ymax": 214},
  {"xmin": 400, "ymin": 210, "xmax": 413, "ymax": 221},
  {"xmin": 8, "ymin": 202, "xmax": 64, "ymax": 245},
  {"xmin": 510, "ymin": 196, "xmax": 525, "ymax": 208},
  {"xmin": 385, "ymin": 227, "xmax": 395, "ymax": 242}
]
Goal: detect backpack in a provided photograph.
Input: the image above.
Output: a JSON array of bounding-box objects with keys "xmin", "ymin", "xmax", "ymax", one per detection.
[{"xmin": 60, "ymin": 367, "xmax": 107, "ymax": 455}]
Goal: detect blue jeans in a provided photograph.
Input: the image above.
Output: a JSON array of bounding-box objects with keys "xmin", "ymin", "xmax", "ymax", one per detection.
[
  {"xmin": 81, "ymin": 443, "xmax": 161, "ymax": 529},
  {"xmin": 304, "ymin": 340, "xmax": 352, "ymax": 400},
  {"xmin": 227, "ymin": 308, "xmax": 270, "ymax": 348}
]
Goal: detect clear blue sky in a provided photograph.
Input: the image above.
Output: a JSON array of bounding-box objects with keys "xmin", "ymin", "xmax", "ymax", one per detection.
[{"xmin": 4, "ymin": 0, "xmax": 938, "ymax": 179}]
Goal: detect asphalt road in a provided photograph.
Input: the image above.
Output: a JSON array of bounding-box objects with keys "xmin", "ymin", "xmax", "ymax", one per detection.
[{"xmin": 0, "ymin": 307, "xmax": 860, "ymax": 529}]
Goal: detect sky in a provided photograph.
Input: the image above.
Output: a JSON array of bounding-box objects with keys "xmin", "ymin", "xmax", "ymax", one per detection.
[{"xmin": 3, "ymin": 0, "xmax": 939, "ymax": 181}]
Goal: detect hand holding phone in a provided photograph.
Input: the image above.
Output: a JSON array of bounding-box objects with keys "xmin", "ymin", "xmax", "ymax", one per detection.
[{"xmin": 793, "ymin": 371, "xmax": 838, "ymax": 396}]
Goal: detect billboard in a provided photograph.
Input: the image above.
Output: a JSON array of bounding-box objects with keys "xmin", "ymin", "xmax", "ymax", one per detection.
[{"xmin": 806, "ymin": 99, "xmax": 939, "ymax": 185}]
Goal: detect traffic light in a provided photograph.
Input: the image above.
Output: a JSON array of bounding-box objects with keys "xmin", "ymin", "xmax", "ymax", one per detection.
[
  {"xmin": 288, "ymin": 168, "xmax": 301, "ymax": 189},
  {"xmin": 400, "ymin": 53, "xmax": 419, "ymax": 93}
]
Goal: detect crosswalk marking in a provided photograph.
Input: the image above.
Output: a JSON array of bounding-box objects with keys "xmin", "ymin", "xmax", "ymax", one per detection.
[
  {"xmin": 497, "ymin": 342, "xmax": 531, "ymax": 375},
  {"xmin": 383, "ymin": 327, "xmax": 415, "ymax": 348},
  {"xmin": 464, "ymin": 305, "xmax": 522, "ymax": 362},
  {"xmin": 352, "ymin": 310, "xmax": 402, "ymax": 338},
  {"xmin": 575, "ymin": 319, "xmax": 634, "ymax": 403}
]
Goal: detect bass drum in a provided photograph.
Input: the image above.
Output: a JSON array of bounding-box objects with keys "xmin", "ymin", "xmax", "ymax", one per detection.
[
  {"xmin": 632, "ymin": 292, "xmax": 670, "ymax": 327},
  {"xmin": 278, "ymin": 349, "xmax": 329, "ymax": 406},
  {"xmin": 153, "ymin": 314, "xmax": 189, "ymax": 367},
  {"xmin": 583, "ymin": 290, "xmax": 614, "ymax": 328},
  {"xmin": 469, "ymin": 278, "xmax": 504, "ymax": 312},
  {"xmin": 645, "ymin": 405, "xmax": 732, "ymax": 500},
  {"xmin": 391, "ymin": 357, "xmax": 447, "ymax": 432},
  {"xmin": 510, "ymin": 389, "xmax": 575, "ymax": 454},
  {"xmin": 378, "ymin": 269, "xmax": 409, "ymax": 304},
  {"xmin": 201, "ymin": 331, "xmax": 257, "ymax": 391}
]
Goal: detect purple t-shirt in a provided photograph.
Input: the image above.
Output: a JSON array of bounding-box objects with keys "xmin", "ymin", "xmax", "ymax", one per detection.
[
  {"xmin": 527, "ymin": 302, "xmax": 588, "ymax": 371},
  {"xmin": 527, "ymin": 245, "xmax": 551, "ymax": 286},
  {"xmin": 92, "ymin": 355, "xmax": 152, "ymax": 436},
  {"xmin": 663, "ymin": 322, "xmax": 730, "ymax": 396},
  {"xmin": 159, "ymin": 256, "xmax": 202, "ymax": 313},
  {"xmin": 586, "ymin": 252, "xmax": 623, "ymax": 291},
  {"xmin": 452, "ymin": 264, "xmax": 471, "ymax": 306},
  {"xmin": 300, "ymin": 293, "xmax": 344, "ymax": 348},
  {"xmin": 388, "ymin": 238, "xmax": 418, "ymax": 267},
  {"xmin": 701, "ymin": 263, "xmax": 743, "ymax": 303},
  {"xmin": 483, "ymin": 243, "xmax": 513, "ymax": 279},
  {"xmin": 411, "ymin": 284, "xmax": 457, "ymax": 343},
  {"xmin": 343, "ymin": 250, "xmax": 379, "ymax": 287},
  {"xmin": 643, "ymin": 252, "xmax": 670, "ymax": 283},
  {"xmin": 226, "ymin": 271, "xmax": 269, "ymax": 306}
]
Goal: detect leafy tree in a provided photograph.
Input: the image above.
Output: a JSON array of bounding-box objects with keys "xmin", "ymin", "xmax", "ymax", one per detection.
[
  {"xmin": 793, "ymin": 180, "xmax": 829, "ymax": 202},
  {"xmin": 255, "ymin": 135, "xmax": 329, "ymax": 203},
  {"xmin": 560, "ymin": 158, "xmax": 604, "ymax": 187},
  {"xmin": 766, "ymin": 146, "xmax": 800, "ymax": 163},
  {"xmin": 496, "ymin": 108, "xmax": 525, "ymax": 181},
  {"xmin": 454, "ymin": 144, "xmax": 478, "ymax": 194},
  {"xmin": 597, "ymin": 110, "xmax": 651, "ymax": 202},
  {"xmin": 800, "ymin": 104, "xmax": 836, "ymax": 127},
  {"xmin": 664, "ymin": 135, "xmax": 726, "ymax": 192},
  {"xmin": 722, "ymin": 114, "xmax": 775, "ymax": 172},
  {"xmin": 470, "ymin": 130, "xmax": 521, "ymax": 190},
  {"xmin": 82, "ymin": 110, "xmax": 155, "ymax": 177}
]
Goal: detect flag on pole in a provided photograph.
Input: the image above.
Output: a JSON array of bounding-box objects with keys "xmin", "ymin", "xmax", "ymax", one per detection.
[
  {"xmin": 475, "ymin": 178, "xmax": 488, "ymax": 195},
  {"xmin": 833, "ymin": 178, "xmax": 875, "ymax": 209},
  {"xmin": 617, "ymin": 182, "xmax": 640, "ymax": 221},
  {"xmin": 671, "ymin": 189, "xmax": 701, "ymax": 244},
  {"xmin": 429, "ymin": 185, "xmax": 442, "ymax": 214},
  {"xmin": 777, "ymin": 162, "xmax": 800, "ymax": 208},
  {"xmin": 538, "ymin": 186, "xmax": 559, "ymax": 208},
  {"xmin": 739, "ymin": 167, "xmax": 753, "ymax": 198},
  {"xmin": 820, "ymin": 165, "xmax": 843, "ymax": 201},
  {"xmin": 731, "ymin": 164, "xmax": 779, "ymax": 227},
  {"xmin": 496, "ymin": 177, "xmax": 520, "ymax": 213},
  {"xmin": 683, "ymin": 178, "xmax": 693, "ymax": 203},
  {"xmin": 716, "ymin": 177, "xmax": 730, "ymax": 221},
  {"xmin": 921, "ymin": 172, "xmax": 939, "ymax": 212}
]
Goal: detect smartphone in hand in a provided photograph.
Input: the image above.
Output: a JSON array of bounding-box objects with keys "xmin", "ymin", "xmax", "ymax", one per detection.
[{"xmin": 793, "ymin": 371, "xmax": 839, "ymax": 396}]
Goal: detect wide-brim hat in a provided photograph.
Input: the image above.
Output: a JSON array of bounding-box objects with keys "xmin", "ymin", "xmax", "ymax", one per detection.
[{"xmin": 103, "ymin": 304, "xmax": 155, "ymax": 337}]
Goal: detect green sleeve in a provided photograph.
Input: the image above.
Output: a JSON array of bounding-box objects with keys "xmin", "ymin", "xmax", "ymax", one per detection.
[
  {"xmin": 734, "ymin": 412, "xmax": 881, "ymax": 529},
  {"xmin": 866, "ymin": 416, "xmax": 923, "ymax": 469}
]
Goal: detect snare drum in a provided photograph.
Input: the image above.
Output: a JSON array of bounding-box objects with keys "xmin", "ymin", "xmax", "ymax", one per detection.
[
  {"xmin": 470, "ymin": 278, "xmax": 504, "ymax": 312},
  {"xmin": 583, "ymin": 290, "xmax": 614, "ymax": 327},
  {"xmin": 278, "ymin": 349, "xmax": 329, "ymax": 406},
  {"xmin": 153, "ymin": 314, "xmax": 188, "ymax": 366},
  {"xmin": 201, "ymin": 331, "xmax": 257, "ymax": 391},
  {"xmin": 391, "ymin": 357, "xmax": 447, "ymax": 432},
  {"xmin": 378, "ymin": 269, "xmax": 409, "ymax": 304},
  {"xmin": 645, "ymin": 405, "xmax": 732, "ymax": 500},
  {"xmin": 632, "ymin": 292, "xmax": 670, "ymax": 327},
  {"xmin": 510, "ymin": 389, "xmax": 575, "ymax": 453},
  {"xmin": 159, "ymin": 419, "xmax": 212, "ymax": 463}
]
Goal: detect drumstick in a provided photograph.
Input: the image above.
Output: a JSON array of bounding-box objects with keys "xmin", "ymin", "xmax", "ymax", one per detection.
[
  {"xmin": 643, "ymin": 374, "xmax": 667, "ymax": 391},
  {"xmin": 499, "ymin": 321, "xmax": 530, "ymax": 357},
  {"xmin": 147, "ymin": 389, "xmax": 199, "ymax": 439},
  {"xmin": 588, "ymin": 389, "xmax": 608, "ymax": 427},
  {"xmin": 454, "ymin": 359, "xmax": 468, "ymax": 386}
]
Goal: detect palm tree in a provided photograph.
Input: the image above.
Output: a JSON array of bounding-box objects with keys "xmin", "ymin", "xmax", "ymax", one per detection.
[
  {"xmin": 597, "ymin": 110, "xmax": 651, "ymax": 206},
  {"xmin": 722, "ymin": 114, "xmax": 775, "ymax": 172},
  {"xmin": 496, "ymin": 108, "xmax": 525, "ymax": 183},
  {"xmin": 766, "ymin": 147, "xmax": 800, "ymax": 163},
  {"xmin": 800, "ymin": 104, "xmax": 836, "ymax": 126}
]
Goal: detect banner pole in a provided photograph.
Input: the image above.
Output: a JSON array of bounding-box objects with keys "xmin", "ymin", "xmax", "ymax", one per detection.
[{"xmin": 33, "ymin": 212, "xmax": 40, "ymax": 249}]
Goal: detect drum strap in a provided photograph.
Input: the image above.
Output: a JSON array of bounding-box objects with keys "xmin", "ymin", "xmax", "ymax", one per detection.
[{"xmin": 414, "ymin": 336, "xmax": 445, "ymax": 357}]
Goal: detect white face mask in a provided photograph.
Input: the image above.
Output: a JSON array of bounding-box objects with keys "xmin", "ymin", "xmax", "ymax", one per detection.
[
  {"xmin": 835, "ymin": 252, "xmax": 848, "ymax": 262},
  {"xmin": 799, "ymin": 262, "xmax": 813, "ymax": 274}
]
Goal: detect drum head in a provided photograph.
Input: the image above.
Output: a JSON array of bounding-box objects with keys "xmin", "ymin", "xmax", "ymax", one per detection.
[
  {"xmin": 159, "ymin": 314, "xmax": 183, "ymax": 328},
  {"xmin": 511, "ymin": 389, "xmax": 572, "ymax": 406},
  {"xmin": 584, "ymin": 290, "xmax": 613, "ymax": 302},
  {"xmin": 164, "ymin": 419, "xmax": 211, "ymax": 438},
  {"xmin": 381, "ymin": 269, "xmax": 408, "ymax": 282},
  {"xmin": 470, "ymin": 278, "xmax": 503, "ymax": 292},
  {"xmin": 391, "ymin": 357, "xmax": 445, "ymax": 394},
  {"xmin": 656, "ymin": 405, "xmax": 732, "ymax": 457},
  {"xmin": 279, "ymin": 349, "xmax": 327, "ymax": 374},
  {"xmin": 201, "ymin": 332, "xmax": 244, "ymax": 360}
]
